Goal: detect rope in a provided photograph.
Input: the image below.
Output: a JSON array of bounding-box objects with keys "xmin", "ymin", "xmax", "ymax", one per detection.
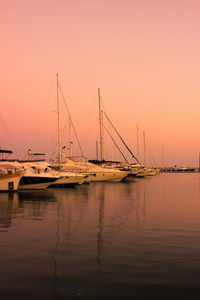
[
  {"xmin": 0, "ymin": 112, "xmax": 19, "ymax": 157},
  {"xmin": 103, "ymin": 125, "xmax": 130, "ymax": 165},
  {"xmin": 58, "ymin": 83, "xmax": 89, "ymax": 169},
  {"xmin": 18, "ymin": 77, "xmax": 56, "ymax": 159},
  {"xmin": 104, "ymin": 112, "xmax": 142, "ymax": 165},
  {"xmin": 146, "ymin": 138, "xmax": 156, "ymax": 167}
]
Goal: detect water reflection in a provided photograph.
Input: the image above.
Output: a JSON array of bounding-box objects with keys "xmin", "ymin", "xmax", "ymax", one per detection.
[
  {"xmin": 49, "ymin": 186, "xmax": 90, "ymax": 296},
  {"xmin": 18, "ymin": 190, "xmax": 57, "ymax": 222},
  {"xmin": 0, "ymin": 181, "xmax": 147, "ymax": 244},
  {"xmin": 2, "ymin": 175, "xmax": 200, "ymax": 298},
  {"xmin": 52, "ymin": 194, "xmax": 60, "ymax": 297},
  {"xmin": 0, "ymin": 193, "xmax": 19, "ymax": 231},
  {"xmin": 18, "ymin": 190, "xmax": 57, "ymax": 202},
  {"xmin": 199, "ymin": 174, "xmax": 200, "ymax": 200},
  {"xmin": 143, "ymin": 186, "xmax": 146, "ymax": 220},
  {"xmin": 92, "ymin": 181, "xmax": 148, "ymax": 271},
  {"xmin": 96, "ymin": 184, "xmax": 105, "ymax": 271}
]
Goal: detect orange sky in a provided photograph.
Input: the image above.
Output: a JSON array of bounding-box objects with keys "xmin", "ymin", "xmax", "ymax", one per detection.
[{"xmin": 0, "ymin": 0, "xmax": 200, "ymax": 166}]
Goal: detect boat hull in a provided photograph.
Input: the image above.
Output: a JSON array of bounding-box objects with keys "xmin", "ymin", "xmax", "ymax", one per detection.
[
  {"xmin": 0, "ymin": 172, "xmax": 22, "ymax": 192},
  {"xmin": 90, "ymin": 171, "xmax": 129, "ymax": 182},
  {"xmin": 18, "ymin": 176, "xmax": 58, "ymax": 190},
  {"xmin": 48, "ymin": 175, "xmax": 84, "ymax": 187}
]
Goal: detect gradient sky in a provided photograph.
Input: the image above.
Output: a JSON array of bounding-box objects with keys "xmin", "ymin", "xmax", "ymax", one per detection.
[{"xmin": 0, "ymin": 0, "xmax": 200, "ymax": 166}]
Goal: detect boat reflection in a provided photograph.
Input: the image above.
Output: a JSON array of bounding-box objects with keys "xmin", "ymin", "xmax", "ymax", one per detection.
[
  {"xmin": 93, "ymin": 181, "xmax": 147, "ymax": 271},
  {"xmin": 50, "ymin": 186, "xmax": 90, "ymax": 296},
  {"xmin": 96, "ymin": 184, "xmax": 105, "ymax": 271},
  {"xmin": 18, "ymin": 190, "xmax": 57, "ymax": 202},
  {"xmin": 0, "ymin": 192, "xmax": 19, "ymax": 231},
  {"xmin": 0, "ymin": 180, "xmax": 149, "ymax": 298}
]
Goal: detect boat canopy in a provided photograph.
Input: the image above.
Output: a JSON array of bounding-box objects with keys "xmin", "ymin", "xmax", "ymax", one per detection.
[
  {"xmin": 0, "ymin": 150, "xmax": 13, "ymax": 154},
  {"xmin": 30, "ymin": 153, "xmax": 45, "ymax": 156}
]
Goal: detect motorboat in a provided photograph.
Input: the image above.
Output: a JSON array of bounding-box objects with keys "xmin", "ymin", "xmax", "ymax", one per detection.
[
  {"xmin": 53, "ymin": 157, "xmax": 129, "ymax": 182},
  {"xmin": 0, "ymin": 150, "xmax": 23, "ymax": 192},
  {"xmin": 19, "ymin": 159, "xmax": 84, "ymax": 190},
  {"xmin": 19, "ymin": 160, "xmax": 60, "ymax": 190}
]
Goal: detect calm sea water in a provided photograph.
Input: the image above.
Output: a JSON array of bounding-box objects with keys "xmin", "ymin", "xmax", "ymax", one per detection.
[{"xmin": 1, "ymin": 173, "xmax": 200, "ymax": 299}]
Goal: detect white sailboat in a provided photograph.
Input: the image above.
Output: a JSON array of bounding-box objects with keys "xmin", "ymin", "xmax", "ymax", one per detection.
[
  {"xmin": 56, "ymin": 157, "xmax": 129, "ymax": 182},
  {"xmin": 92, "ymin": 89, "xmax": 128, "ymax": 181},
  {"xmin": 142, "ymin": 130, "xmax": 159, "ymax": 176},
  {"xmin": 52, "ymin": 85, "xmax": 128, "ymax": 182},
  {"xmin": 49, "ymin": 74, "xmax": 85, "ymax": 187}
]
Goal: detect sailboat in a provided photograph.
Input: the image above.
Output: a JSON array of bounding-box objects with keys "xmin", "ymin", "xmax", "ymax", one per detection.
[
  {"xmin": 87, "ymin": 88, "xmax": 129, "ymax": 182},
  {"xmin": 95, "ymin": 105, "xmax": 149, "ymax": 180},
  {"xmin": 142, "ymin": 130, "xmax": 159, "ymax": 176},
  {"xmin": 52, "ymin": 88, "xmax": 128, "ymax": 182},
  {"xmin": 57, "ymin": 156, "xmax": 129, "ymax": 182},
  {"xmin": 18, "ymin": 75, "xmax": 85, "ymax": 191},
  {"xmin": 48, "ymin": 74, "xmax": 85, "ymax": 187}
]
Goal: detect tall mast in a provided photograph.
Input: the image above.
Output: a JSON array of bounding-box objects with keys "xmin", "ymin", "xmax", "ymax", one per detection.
[
  {"xmin": 98, "ymin": 88, "xmax": 105, "ymax": 161},
  {"xmin": 136, "ymin": 123, "xmax": 140, "ymax": 160},
  {"xmin": 162, "ymin": 143, "xmax": 165, "ymax": 169},
  {"xmin": 96, "ymin": 141, "xmax": 99, "ymax": 160},
  {"xmin": 56, "ymin": 73, "xmax": 62, "ymax": 166},
  {"xmin": 69, "ymin": 116, "xmax": 73, "ymax": 158},
  {"xmin": 198, "ymin": 152, "xmax": 200, "ymax": 172},
  {"xmin": 143, "ymin": 130, "xmax": 146, "ymax": 166}
]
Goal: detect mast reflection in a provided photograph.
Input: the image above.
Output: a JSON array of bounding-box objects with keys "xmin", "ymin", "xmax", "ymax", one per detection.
[
  {"xmin": 0, "ymin": 193, "xmax": 20, "ymax": 231},
  {"xmin": 96, "ymin": 185, "xmax": 105, "ymax": 271}
]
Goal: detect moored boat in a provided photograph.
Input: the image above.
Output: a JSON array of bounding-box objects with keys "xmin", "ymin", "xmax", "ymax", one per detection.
[
  {"xmin": 0, "ymin": 150, "xmax": 23, "ymax": 192},
  {"xmin": 19, "ymin": 160, "xmax": 60, "ymax": 190},
  {"xmin": 19, "ymin": 159, "xmax": 85, "ymax": 190},
  {"xmin": 53, "ymin": 157, "xmax": 129, "ymax": 182}
]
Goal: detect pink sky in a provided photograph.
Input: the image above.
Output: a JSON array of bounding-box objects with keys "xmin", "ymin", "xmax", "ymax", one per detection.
[{"xmin": 0, "ymin": 0, "xmax": 200, "ymax": 166}]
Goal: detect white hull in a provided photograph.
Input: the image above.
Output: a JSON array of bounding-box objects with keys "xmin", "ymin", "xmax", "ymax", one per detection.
[
  {"xmin": 89, "ymin": 170, "xmax": 129, "ymax": 182},
  {"xmin": 146, "ymin": 170, "xmax": 157, "ymax": 176},
  {"xmin": 0, "ymin": 172, "xmax": 22, "ymax": 192},
  {"xmin": 49, "ymin": 174, "xmax": 84, "ymax": 186},
  {"xmin": 18, "ymin": 181, "xmax": 51, "ymax": 190},
  {"xmin": 53, "ymin": 159, "xmax": 129, "ymax": 182},
  {"xmin": 20, "ymin": 161, "xmax": 86, "ymax": 189}
]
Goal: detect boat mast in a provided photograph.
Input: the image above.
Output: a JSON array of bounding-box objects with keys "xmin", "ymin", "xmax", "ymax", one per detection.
[
  {"xmin": 96, "ymin": 141, "xmax": 99, "ymax": 160},
  {"xmin": 143, "ymin": 130, "xmax": 146, "ymax": 166},
  {"xmin": 162, "ymin": 143, "xmax": 165, "ymax": 169},
  {"xmin": 98, "ymin": 88, "xmax": 105, "ymax": 161},
  {"xmin": 69, "ymin": 116, "xmax": 73, "ymax": 158},
  {"xmin": 136, "ymin": 123, "xmax": 140, "ymax": 161},
  {"xmin": 56, "ymin": 73, "xmax": 62, "ymax": 166}
]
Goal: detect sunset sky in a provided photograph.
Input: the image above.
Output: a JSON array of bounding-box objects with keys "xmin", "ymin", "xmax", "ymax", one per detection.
[{"xmin": 0, "ymin": 0, "xmax": 200, "ymax": 167}]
